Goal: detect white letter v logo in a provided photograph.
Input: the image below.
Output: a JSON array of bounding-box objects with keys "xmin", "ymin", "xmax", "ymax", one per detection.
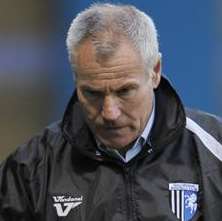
[{"xmin": 54, "ymin": 202, "xmax": 82, "ymax": 217}]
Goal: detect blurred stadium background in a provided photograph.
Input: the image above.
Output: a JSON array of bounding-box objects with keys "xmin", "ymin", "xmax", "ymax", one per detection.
[{"xmin": 0, "ymin": 0, "xmax": 222, "ymax": 161}]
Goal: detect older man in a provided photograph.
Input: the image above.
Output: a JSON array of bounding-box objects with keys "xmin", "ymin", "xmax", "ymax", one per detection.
[{"xmin": 0, "ymin": 3, "xmax": 222, "ymax": 221}]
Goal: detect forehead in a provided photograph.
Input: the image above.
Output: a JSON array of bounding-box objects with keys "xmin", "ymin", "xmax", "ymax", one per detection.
[{"xmin": 73, "ymin": 37, "xmax": 145, "ymax": 82}]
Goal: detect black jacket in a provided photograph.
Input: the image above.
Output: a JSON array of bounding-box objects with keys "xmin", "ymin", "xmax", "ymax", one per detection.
[{"xmin": 1, "ymin": 77, "xmax": 222, "ymax": 221}]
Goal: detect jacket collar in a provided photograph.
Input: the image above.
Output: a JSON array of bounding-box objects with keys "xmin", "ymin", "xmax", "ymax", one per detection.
[
  {"xmin": 150, "ymin": 76, "xmax": 186, "ymax": 147},
  {"xmin": 61, "ymin": 76, "xmax": 186, "ymax": 156},
  {"xmin": 62, "ymin": 92, "xmax": 98, "ymax": 158}
]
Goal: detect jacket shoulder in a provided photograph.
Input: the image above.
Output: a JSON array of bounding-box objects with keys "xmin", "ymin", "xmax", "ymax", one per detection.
[
  {"xmin": 0, "ymin": 121, "xmax": 65, "ymax": 219},
  {"xmin": 0, "ymin": 120, "xmax": 65, "ymax": 182},
  {"xmin": 185, "ymin": 108, "xmax": 222, "ymax": 141},
  {"xmin": 185, "ymin": 108, "xmax": 222, "ymax": 166}
]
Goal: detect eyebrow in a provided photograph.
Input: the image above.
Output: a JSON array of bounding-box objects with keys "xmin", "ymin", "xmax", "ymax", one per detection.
[
  {"xmin": 80, "ymin": 82, "xmax": 139, "ymax": 92},
  {"xmin": 117, "ymin": 83, "xmax": 139, "ymax": 91}
]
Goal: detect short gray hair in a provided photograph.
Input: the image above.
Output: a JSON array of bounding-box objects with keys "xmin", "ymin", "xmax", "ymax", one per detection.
[{"xmin": 66, "ymin": 3, "xmax": 159, "ymax": 71}]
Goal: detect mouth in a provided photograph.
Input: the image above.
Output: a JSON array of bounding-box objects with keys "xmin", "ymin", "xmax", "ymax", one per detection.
[
  {"xmin": 104, "ymin": 125, "xmax": 125, "ymax": 130},
  {"xmin": 102, "ymin": 126, "xmax": 127, "ymax": 134}
]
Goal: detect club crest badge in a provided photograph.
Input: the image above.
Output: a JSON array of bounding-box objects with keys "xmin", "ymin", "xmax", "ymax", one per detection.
[{"xmin": 169, "ymin": 183, "xmax": 199, "ymax": 221}]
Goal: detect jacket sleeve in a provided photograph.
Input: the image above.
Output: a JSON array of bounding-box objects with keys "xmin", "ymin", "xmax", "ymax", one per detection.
[{"xmin": 0, "ymin": 135, "xmax": 47, "ymax": 221}]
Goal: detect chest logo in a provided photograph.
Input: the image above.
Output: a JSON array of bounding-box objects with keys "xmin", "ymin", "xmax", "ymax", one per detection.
[
  {"xmin": 53, "ymin": 195, "xmax": 83, "ymax": 217},
  {"xmin": 169, "ymin": 183, "xmax": 199, "ymax": 221}
]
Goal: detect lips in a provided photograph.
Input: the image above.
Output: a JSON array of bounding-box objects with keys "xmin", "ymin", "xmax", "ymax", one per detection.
[
  {"xmin": 100, "ymin": 126, "xmax": 128, "ymax": 136},
  {"xmin": 94, "ymin": 124, "xmax": 128, "ymax": 136},
  {"xmin": 104, "ymin": 126, "xmax": 125, "ymax": 130}
]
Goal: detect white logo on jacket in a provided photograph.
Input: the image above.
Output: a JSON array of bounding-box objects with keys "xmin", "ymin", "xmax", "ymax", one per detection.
[
  {"xmin": 53, "ymin": 195, "xmax": 83, "ymax": 217},
  {"xmin": 169, "ymin": 183, "xmax": 199, "ymax": 221}
]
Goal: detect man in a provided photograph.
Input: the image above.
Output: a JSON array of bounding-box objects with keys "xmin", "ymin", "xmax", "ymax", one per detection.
[{"xmin": 0, "ymin": 3, "xmax": 222, "ymax": 221}]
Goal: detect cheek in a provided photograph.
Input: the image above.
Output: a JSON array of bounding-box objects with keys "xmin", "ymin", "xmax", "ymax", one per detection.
[
  {"xmin": 78, "ymin": 94, "xmax": 99, "ymax": 120},
  {"xmin": 120, "ymin": 102, "xmax": 145, "ymax": 129},
  {"xmin": 125, "ymin": 89, "xmax": 153, "ymax": 112},
  {"xmin": 82, "ymin": 103, "xmax": 99, "ymax": 121},
  {"xmin": 126, "ymin": 90, "xmax": 153, "ymax": 125}
]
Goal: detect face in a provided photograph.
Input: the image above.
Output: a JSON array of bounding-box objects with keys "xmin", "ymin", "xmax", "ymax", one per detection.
[{"xmin": 73, "ymin": 38, "xmax": 161, "ymax": 150}]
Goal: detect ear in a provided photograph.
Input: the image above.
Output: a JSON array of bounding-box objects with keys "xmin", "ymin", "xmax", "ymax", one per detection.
[{"xmin": 151, "ymin": 53, "xmax": 162, "ymax": 89}]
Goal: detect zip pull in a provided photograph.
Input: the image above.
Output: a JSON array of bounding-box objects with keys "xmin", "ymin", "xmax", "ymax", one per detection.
[
  {"xmin": 146, "ymin": 139, "xmax": 154, "ymax": 155},
  {"xmin": 147, "ymin": 148, "xmax": 153, "ymax": 154}
]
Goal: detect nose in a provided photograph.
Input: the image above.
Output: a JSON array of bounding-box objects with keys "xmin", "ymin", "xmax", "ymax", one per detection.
[{"xmin": 101, "ymin": 95, "xmax": 121, "ymax": 121}]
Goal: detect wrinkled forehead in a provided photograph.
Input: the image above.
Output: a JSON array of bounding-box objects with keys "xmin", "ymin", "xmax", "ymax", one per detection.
[
  {"xmin": 73, "ymin": 36, "xmax": 144, "ymax": 76},
  {"xmin": 74, "ymin": 40, "xmax": 148, "ymax": 93}
]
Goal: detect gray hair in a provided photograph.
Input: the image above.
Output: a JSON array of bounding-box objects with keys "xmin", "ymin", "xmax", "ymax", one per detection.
[{"xmin": 66, "ymin": 3, "xmax": 159, "ymax": 71}]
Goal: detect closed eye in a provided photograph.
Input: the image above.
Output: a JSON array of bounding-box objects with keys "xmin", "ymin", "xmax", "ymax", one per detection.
[
  {"xmin": 82, "ymin": 89, "xmax": 103, "ymax": 99},
  {"xmin": 117, "ymin": 86, "xmax": 137, "ymax": 98}
]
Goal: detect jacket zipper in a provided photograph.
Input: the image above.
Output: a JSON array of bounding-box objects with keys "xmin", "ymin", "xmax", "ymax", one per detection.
[
  {"xmin": 123, "ymin": 164, "xmax": 136, "ymax": 221},
  {"xmin": 121, "ymin": 143, "xmax": 154, "ymax": 221}
]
